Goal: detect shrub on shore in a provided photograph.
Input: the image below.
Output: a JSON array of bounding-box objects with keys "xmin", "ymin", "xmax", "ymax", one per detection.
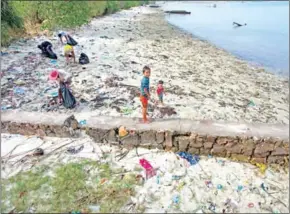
[{"xmin": 1, "ymin": 0, "xmax": 148, "ymax": 46}]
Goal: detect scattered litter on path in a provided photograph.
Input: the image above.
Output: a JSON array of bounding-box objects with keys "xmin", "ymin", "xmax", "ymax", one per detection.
[
  {"xmin": 119, "ymin": 126, "xmax": 129, "ymax": 138},
  {"xmin": 78, "ymin": 120, "xmax": 87, "ymax": 125},
  {"xmin": 177, "ymin": 152, "xmax": 200, "ymax": 165},
  {"xmin": 1, "ymin": 133, "xmax": 289, "ymax": 213},
  {"xmin": 67, "ymin": 145, "xmax": 84, "ymax": 154},
  {"xmin": 33, "ymin": 148, "xmax": 44, "ymax": 156}
]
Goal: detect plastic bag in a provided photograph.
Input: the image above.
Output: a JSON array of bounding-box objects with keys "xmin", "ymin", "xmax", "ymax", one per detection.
[
  {"xmin": 66, "ymin": 34, "xmax": 78, "ymax": 46},
  {"xmin": 79, "ymin": 53, "xmax": 90, "ymax": 65},
  {"xmin": 38, "ymin": 41, "xmax": 57, "ymax": 59},
  {"xmin": 60, "ymin": 83, "xmax": 76, "ymax": 109}
]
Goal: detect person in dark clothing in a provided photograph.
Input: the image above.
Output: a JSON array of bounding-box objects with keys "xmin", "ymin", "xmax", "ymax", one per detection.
[{"xmin": 37, "ymin": 41, "xmax": 57, "ymax": 59}]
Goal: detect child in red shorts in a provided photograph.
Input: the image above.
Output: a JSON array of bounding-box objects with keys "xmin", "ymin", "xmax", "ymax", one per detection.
[{"xmin": 140, "ymin": 66, "xmax": 151, "ymax": 123}]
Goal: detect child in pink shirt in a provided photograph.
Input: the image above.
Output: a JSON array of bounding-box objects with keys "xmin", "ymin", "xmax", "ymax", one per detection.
[{"xmin": 156, "ymin": 80, "xmax": 165, "ymax": 105}]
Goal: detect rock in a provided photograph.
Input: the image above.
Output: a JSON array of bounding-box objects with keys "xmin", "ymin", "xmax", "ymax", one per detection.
[
  {"xmin": 254, "ymin": 143, "xmax": 274, "ymax": 157},
  {"xmin": 225, "ymin": 143, "xmax": 243, "ymax": 154},
  {"xmin": 211, "ymin": 145, "xmax": 226, "ymax": 156},
  {"xmin": 231, "ymin": 154, "xmax": 250, "ymax": 162},
  {"xmin": 33, "ymin": 148, "xmax": 44, "ymax": 156},
  {"xmin": 156, "ymin": 132, "xmax": 165, "ymax": 144},
  {"xmin": 241, "ymin": 138, "xmax": 256, "ymax": 156},
  {"xmin": 251, "ymin": 157, "xmax": 267, "ymax": 164},
  {"xmin": 271, "ymin": 147, "xmax": 289, "ymax": 156},
  {"xmin": 199, "ymin": 148, "xmax": 211, "ymax": 155},
  {"xmin": 267, "ymin": 156, "xmax": 285, "ymax": 164},
  {"xmin": 122, "ymin": 135, "xmax": 139, "ymax": 147},
  {"xmin": 164, "ymin": 131, "xmax": 173, "ymax": 149},
  {"xmin": 140, "ymin": 131, "xmax": 156, "ymax": 145},
  {"xmin": 175, "ymin": 136, "xmax": 190, "ymax": 151},
  {"xmin": 107, "ymin": 129, "xmax": 117, "ymax": 142},
  {"xmin": 63, "ymin": 115, "xmax": 79, "ymax": 130},
  {"xmin": 216, "ymin": 137, "xmax": 229, "ymax": 145},
  {"xmin": 204, "ymin": 142, "xmax": 214, "ymax": 149},
  {"xmin": 188, "ymin": 147, "xmax": 199, "ymax": 154}
]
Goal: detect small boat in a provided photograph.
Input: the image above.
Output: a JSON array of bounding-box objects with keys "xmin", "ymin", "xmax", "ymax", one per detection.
[
  {"xmin": 165, "ymin": 10, "xmax": 191, "ymax": 15},
  {"xmin": 149, "ymin": 5, "xmax": 160, "ymax": 8}
]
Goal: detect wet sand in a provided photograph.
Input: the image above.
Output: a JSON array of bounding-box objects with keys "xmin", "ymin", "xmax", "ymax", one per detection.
[{"xmin": 1, "ymin": 6, "xmax": 289, "ymax": 124}]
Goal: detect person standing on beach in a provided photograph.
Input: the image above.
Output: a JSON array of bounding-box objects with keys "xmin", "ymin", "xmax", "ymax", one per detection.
[
  {"xmin": 156, "ymin": 80, "xmax": 165, "ymax": 105},
  {"xmin": 140, "ymin": 66, "xmax": 151, "ymax": 123}
]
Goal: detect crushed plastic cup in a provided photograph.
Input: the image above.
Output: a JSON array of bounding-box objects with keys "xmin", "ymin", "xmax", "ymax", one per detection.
[
  {"xmin": 248, "ymin": 203, "xmax": 254, "ymax": 208},
  {"xmin": 172, "ymin": 175, "xmax": 182, "ymax": 180},
  {"xmin": 205, "ymin": 181, "xmax": 213, "ymax": 188},
  {"xmin": 157, "ymin": 175, "xmax": 160, "ymax": 184},
  {"xmin": 217, "ymin": 184, "xmax": 223, "ymax": 190},
  {"xmin": 237, "ymin": 185, "xmax": 243, "ymax": 191},
  {"xmin": 79, "ymin": 120, "xmax": 87, "ymax": 125},
  {"xmin": 173, "ymin": 195, "xmax": 179, "ymax": 204}
]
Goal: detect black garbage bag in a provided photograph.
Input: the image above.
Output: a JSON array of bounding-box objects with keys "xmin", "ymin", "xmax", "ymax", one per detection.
[
  {"xmin": 60, "ymin": 83, "xmax": 76, "ymax": 109},
  {"xmin": 37, "ymin": 41, "xmax": 57, "ymax": 59},
  {"xmin": 46, "ymin": 46, "xmax": 57, "ymax": 59},
  {"xmin": 37, "ymin": 41, "xmax": 51, "ymax": 53},
  {"xmin": 66, "ymin": 34, "xmax": 78, "ymax": 46},
  {"xmin": 79, "ymin": 53, "xmax": 90, "ymax": 65}
]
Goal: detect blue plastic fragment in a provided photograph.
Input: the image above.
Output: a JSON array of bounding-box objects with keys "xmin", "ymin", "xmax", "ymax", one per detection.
[
  {"xmin": 79, "ymin": 120, "xmax": 87, "ymax": 125},
  {"xmin": 173, "ymin": 195, "xmax": 179, "ymax": 204},
  {"xmin": 176, "ymin": 152, "xmax": 200, "ymax": 165},
  {"xmin": 50, "ymin": 91, "xmax": 58, "ymax": 97},
  {"xmin": 237, "ymin": 185, "xmax": 243, "ymax": 191},
  {"xmin": 217, "ymin": 184, "xmax": 223, "ymax": 190},
  {"xmin": 50, "ymin": 59, "xmax": 57, "ymax": 64},
  {"xmin": 14, "ymin": 87, "xmax": 25, "ymax": 94}
]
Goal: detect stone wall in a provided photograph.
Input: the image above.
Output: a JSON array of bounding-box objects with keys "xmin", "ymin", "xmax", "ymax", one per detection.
[
  {"xmin": 85, "ymin": 127, "xmax": 289, "ymax": 166},
  {"xmin": 1, "ymin": 111, "xmax": 289, "ymax": 166}
]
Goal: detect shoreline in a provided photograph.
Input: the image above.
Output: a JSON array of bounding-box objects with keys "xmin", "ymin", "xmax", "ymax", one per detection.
[
  {"xmin": 167, "ymin": 19, "xmax": 288, "ymax": 78},
  {"xmin": 160, "ymin": 1, "xmax": 289, "ymax": 77},
  {"xmin": 1, "ymin": 6, "xmax": 289, "ymax": 124}
]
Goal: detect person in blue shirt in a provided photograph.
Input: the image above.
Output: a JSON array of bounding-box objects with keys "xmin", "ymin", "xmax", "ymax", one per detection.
[{"xmin": 140, "ymin": 66, "xmax": 151, "ymax": 123}]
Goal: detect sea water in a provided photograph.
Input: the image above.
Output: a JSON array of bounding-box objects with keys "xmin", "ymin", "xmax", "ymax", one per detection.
[{"xmin": 160, "ymin": 1, "xmax": 289, "ymax": 77}]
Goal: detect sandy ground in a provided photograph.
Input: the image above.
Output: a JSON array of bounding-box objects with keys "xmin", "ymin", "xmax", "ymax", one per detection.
[
  {"xmin": 1, "ymin": 133, "xmax": 289, "ymax": 213},
  {"xmin": 1, "ymin": 6, "xmax": 289, "ymax": 124}
]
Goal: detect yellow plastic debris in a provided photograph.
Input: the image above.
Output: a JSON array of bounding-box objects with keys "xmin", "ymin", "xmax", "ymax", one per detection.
[
  {"xmin": 119, "ymin": 126, "xmax": 128, "ymax": 138},
  {"xmin": 256, "ymin": 163, "xmax": 267, "ymax": 174}
]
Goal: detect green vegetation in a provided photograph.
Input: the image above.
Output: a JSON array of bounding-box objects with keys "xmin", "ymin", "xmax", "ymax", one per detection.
[
  {"xmin": 1, "ymin": 0, "xmax": 148, "ymax": 46},
  {"xmin": 2, "ymin": 160, "xmax": 140, "ymax": 213}
]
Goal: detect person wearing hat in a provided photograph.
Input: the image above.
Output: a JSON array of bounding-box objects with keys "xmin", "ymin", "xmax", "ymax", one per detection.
[
  {"xmin": 49, "ymin": 70, "xmax": 72, "ymax": 104},
  {"xmin": 49, "ymin": 69, "xmax": 72, "ymax": 85}
]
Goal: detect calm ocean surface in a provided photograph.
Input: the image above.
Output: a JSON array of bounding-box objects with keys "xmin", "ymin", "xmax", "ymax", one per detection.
[{"xmin": 160, "ymin": 1, "xmax": 289, "ymax": 77}]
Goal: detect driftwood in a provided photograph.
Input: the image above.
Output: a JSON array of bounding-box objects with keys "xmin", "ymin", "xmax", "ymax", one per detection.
[{"xmin": 165, "ymin": 10, "xmax": 191, "ymax": 15}]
